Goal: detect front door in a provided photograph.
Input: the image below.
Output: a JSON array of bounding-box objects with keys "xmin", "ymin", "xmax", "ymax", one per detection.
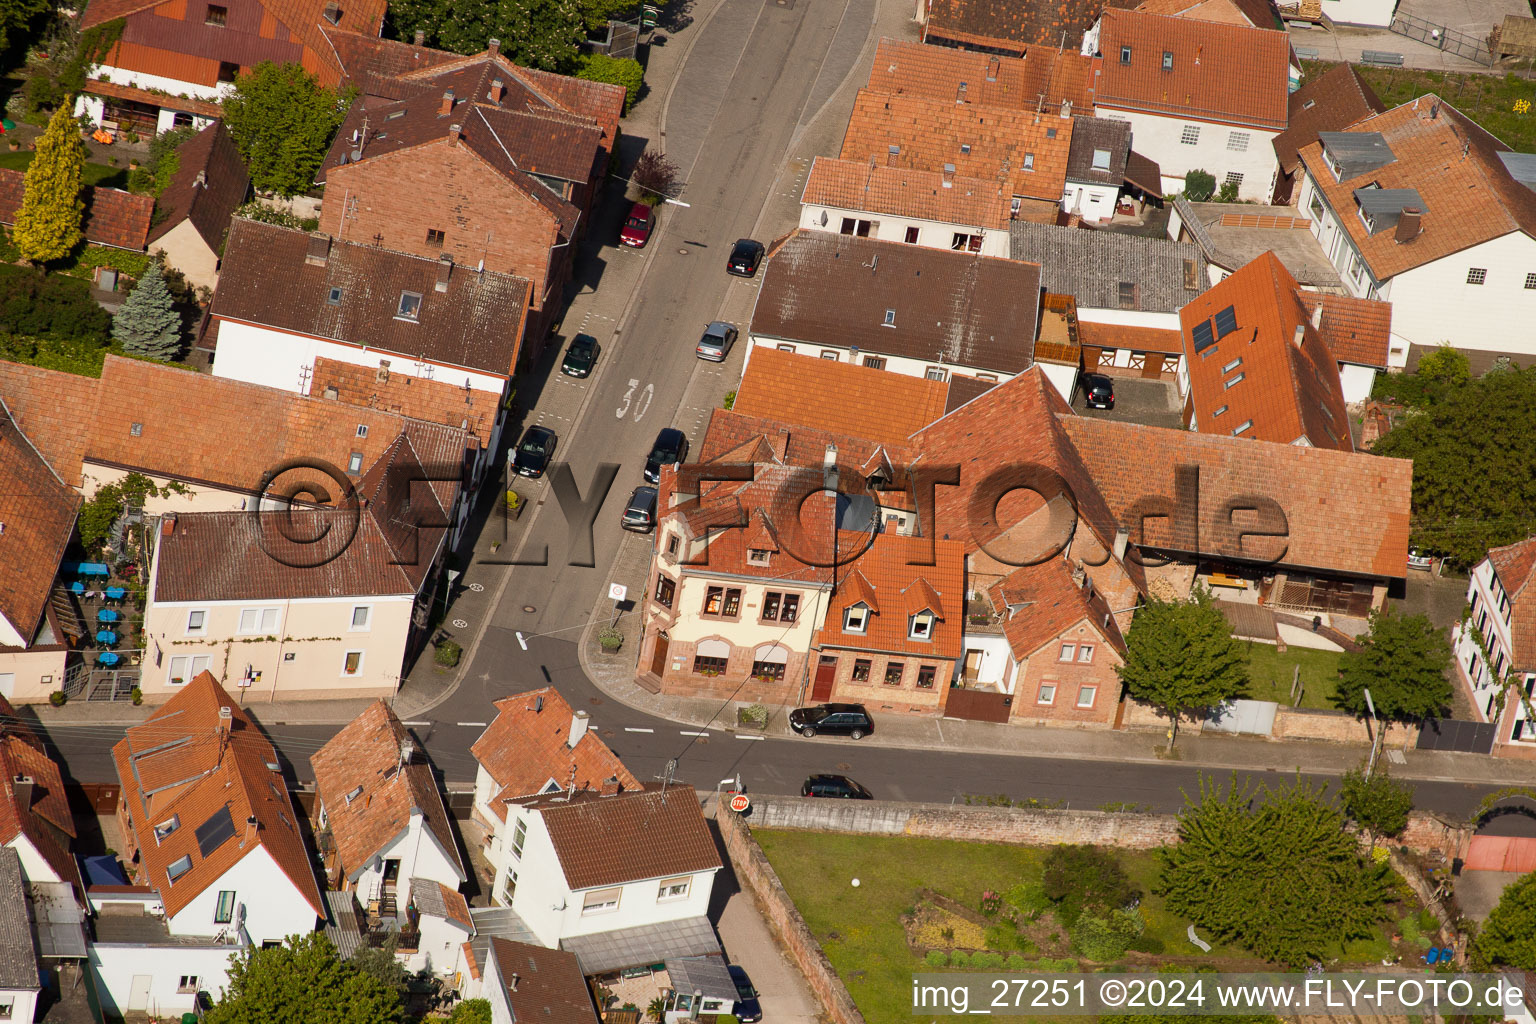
[
  {"xmin": 811, "ymin": 655, "xmax": 836, "ymax": 702},
  {"xmin": 650, "ymin": 634, "xmax": 670, "ymax": 678},
  {"xmin": 127, "ymin": 975, "xmax": 152, "ymax": 1011},
  {"xmin": 382, "ymin": 859, "xmax": 400, "ymax": 888}
]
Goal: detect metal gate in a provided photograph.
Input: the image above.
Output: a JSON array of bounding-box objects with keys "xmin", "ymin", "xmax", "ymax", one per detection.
[
  {"xmin": 944, "ymin": 688, "xmax": 1013, "ymax": 723},
  {"xmin": 1390, "ymin": 11, "xmax": 1493, "ymax": 65}
]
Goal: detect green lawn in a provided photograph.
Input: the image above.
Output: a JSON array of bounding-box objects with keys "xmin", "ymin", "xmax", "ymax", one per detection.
[
  {"xmin": 1241, "ymin": 641, "xmax": 1343, "ymax": 709},
  {"xmin": 1303, "ymin": 61, "xmax": 1536, "ymax": 153},
  {"xmin": 0, "ymin": 149, "xmax": 131, "ymax": 189}
]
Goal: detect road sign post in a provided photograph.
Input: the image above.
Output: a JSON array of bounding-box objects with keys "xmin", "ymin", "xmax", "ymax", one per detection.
[
  {"xmin": 729, "ymin": 793, "xmax": 750, "ymax": 813},
  {"xmin": 609, "ymin": 583, "xmax": 628, "ymax": 627}
]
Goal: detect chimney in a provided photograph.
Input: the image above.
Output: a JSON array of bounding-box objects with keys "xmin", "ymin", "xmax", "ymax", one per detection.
[
  {"xmin": 941, "ymin": 163, "xmax": 954, "ymax": 188},
  {"xmin": 218, "ymin": 706, "xmax": 233, "ymax": 733},
  {"xmin": 448, "ymin": 123, "xmax": 462, "ymax": 143},
  {"xmin": 986, "ymin": 56, "xmax": 999, "ymax": 82},
  {"xmin": 1395, "ymin": 208, "xmax": 1423, "ymax": 243},
  {"xmin": 12, "ymin": 776, "xmax": 33, "ymax": 813},
  {"xmin": 161, "ymin": 511, "xmax": 178, "ymax": 537},
  {"xmin": 243, "ymin": 814, "xmax": 258, "ymax": 845},
  {"xmin": 568, "ymin": 710, "xmax": 590, "ymax": 748},
  {"xmin": 488, "ymin": 79, "xmax": 505, "ymax": 104},
  {"xmin": 510, "ymin": 973, "xmax": 521, "ymax": 992},
  {"xmin": 1292, "ymin": 323, "xmax": 1306, "ymax": 348},
  {"xmin": 305, "ymin": 232, "xmax": 332, "ymax": 266},
  {"xmin": 1309, "ymin": 300, "xmax": 1323, "ymax": 329},
  {"xmin": 823, "ymin": 443, "xmax": 839, "ymax": 492},
  {"xmin": 1060, "ymin": 99, "xmax": 1072, "ymax": 118},
  {"xmin": 193, "ymin": 170, "xmax": 206, "ymax": 188},
  {"xmin": 487, "ymin": 38, "xmax": 500, "ymax": 56},
  {"xmin": 323, "ymin": 385, "xmax": 339, "ymax": 400},
  {"xmin": 439, "ymin": 89, "xmax": 455, "ymax": 116},
  {"xmin": 413, "ymin": 28, "xmax": 425, "ymax": 45},
  {"xmin": 601, "ymin": 775, "xmax": 621, "ymax": 796},
  {"xmin": 435, "ymin": 255, "xmax": 453, "ymax": 293},
  {"xmin": 1113, "ymin": 528, "xmax": 1128, "ymax": 560}
]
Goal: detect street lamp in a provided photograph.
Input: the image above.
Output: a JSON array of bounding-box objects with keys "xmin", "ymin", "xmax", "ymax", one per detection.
[{"xmin": 1364, "ymin": 687, "xmax": 1381, "ymax": 777}]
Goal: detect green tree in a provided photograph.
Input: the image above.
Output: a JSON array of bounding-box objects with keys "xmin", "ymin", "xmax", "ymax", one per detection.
[
  {"xmin": 1158, "ymin": 776, "xmax": 1392, "ymax": 967},
  {"xmin": 1117, "ymin": 590, "xmax": 1248, "ymax": 750},
  {"xmin": 1182, "ymin": 169, "xmax": 1215, "ymax": 202},
  {"xmin": 1417, "ymin": 344, "xmax": 1470, "ymax": 389},
  {"xmin": 350, "ymin": 941, "xmax": 408, "ymax": 1002},
  {"xmin": 1372, "ymin": 365, "xmax": 1536, "ymax": 564},
  {"xmin": 386, "ymin": 0, "xmax": 585, "ymax": 71},
  {"xmin": 0, "ymin": 0, "xmax": 49, "ymax": 62},
  {"xmin": 448, "ymin": 1000, "xmax": 493, "ymax": 1024},
  {"xmin": 1338, "ymin": 763, "xmax": 1414, "ymax": 848},
  {"xmin": 630, "ymin": 149, "xmax": 679, "ymax": 204},
  {"xmin": 577, "ymin": 53, "xmax": 643, "ymax": 112},
  {"xmin": 13, "ymin": 102, "xmax": 85, "ymax": 263},
  {"xmin": 205, "ymin": 932, "xmax": 403, "ymax": 1024},
  {"xmin": 221, "ymin": 63, "xmax": 351, "ymax": 197},
  {"xmin": 1215, "ymin": 176, "xmax": 1240, "ymax": 203},
  {"xmin": 111, "ymin": 261, "xmax": 182, "ymax": 360},
  {"xmin": 77, "ymin": 472, "xmax": 182, "ymax": 551},
  {"xmin": 1475, "ymin": 871, "xmax": 1536, "ymax": 969},
  {"xmin": 1041, "ymin": 845, "xmax": 1139, "ymax": 927},
  {"xmin": 1335, "ymin": 607, "xmax": 1452, "ymax": 723}
]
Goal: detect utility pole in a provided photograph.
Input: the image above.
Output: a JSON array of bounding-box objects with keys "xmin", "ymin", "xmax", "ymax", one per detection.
[{"xmin": 1364, "ymin": 688, "xmax": 1382, "ymax": 778}]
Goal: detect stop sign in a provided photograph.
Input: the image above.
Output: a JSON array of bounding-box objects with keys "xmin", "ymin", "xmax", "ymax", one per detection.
[{"xmin": 729, "ymin": 793, "xmax": 750, "ymax": 813}]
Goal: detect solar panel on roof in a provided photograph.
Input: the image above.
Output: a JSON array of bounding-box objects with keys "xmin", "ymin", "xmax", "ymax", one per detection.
[
  {"xmin": 195, "ymin": 806, "xmax": 237, "ymax": 858},
  {"xmin": 1191, "ymin": 320, "xmax": 1216, "ymax": 353},
  {"xmin": 1213, "ymin": 305, "xmax": 1238, "ymax": 338}
]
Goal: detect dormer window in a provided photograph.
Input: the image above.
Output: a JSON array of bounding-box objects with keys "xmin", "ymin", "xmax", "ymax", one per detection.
[
  {"xmin": 844, "ymin": 604, "xmax": 869, "ymax": 633},
  {"xmin": 1023, "ymin": 152, "xmax": 1035, "ymax": 171},
  {"xmin": 1161, "ymin": 51, "xmax": 1173, "ymax": 71},
  {"xmin": 154, "ymin": 815, "xmax": 181, "ymax": 843},
  {"xmin": 167, "ymin": 855, "xmax": 193, "ymax": 884},
  {"xmin": 1092, "ymin": 149, "xmax": 1111, "ymax": 172},
  {"xmin": 1120, "ymin": 45, "xmax": 1131, "ymax": 64},
  {"xmin": 397, "ymin": 290, "xmax": 422, "ymax": 321},
  {"xmin": 748, "ymin": 549, "xmax": 771, "ymax": 566},
  {"xmin": 883, "ymin": 309, "xmax": 896, "ymax": 326},
  {"xmin": 909, "ymin": 611, "xmax": 935, "ymax": 640}
]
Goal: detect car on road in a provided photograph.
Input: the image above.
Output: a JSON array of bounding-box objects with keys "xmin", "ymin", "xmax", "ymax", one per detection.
[
  {"xmin": 511, "ymin": 425, "xmax": 557, "ymax": 478},
  {"xmin": 561, "ymin": 334, "xmax": 597, "ymax": 378},
  {"xmin": 1408, "ymin": 547, "xmax": 1434, "ymax": 571},
  {"xmin": 1081, "ymin": 372, "xmax": 1115, "ymax": 410},
  {"xmin": 643, "ymin": 427, "xmax": 689, "ymax": 483},
  {"xmin": 696, "ymin": 321, "xmax": 738, "ymax": 362},
  {"xmin": 621, "ymin": 485, "xmax": 658, "ymax": 532},
  {"xmin": 788, "ymin": 702, "xmax": 873, "ymax": 739},
  {"xmin": 726, "ymin": 238, "xmax": 765, "ymax": 277},
  {"xmin": 619, "ymin": 202, "xmax": 655, "ymax": 248},
  {"xmin": 801, "ymin": 774, "xmax": 873, "ymax": 800},
  {"xmin": 727, "ymin": 966, "xmax": 764, "ymax": 1023}
]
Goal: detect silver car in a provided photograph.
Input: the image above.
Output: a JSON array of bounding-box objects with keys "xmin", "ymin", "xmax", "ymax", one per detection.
[
  {"xmin": 622, "ymin": 486, "xmax": 658, "ymax": 532},
  {"xmin": 695, "ymin": 321, "xmax": 738, "ymax": 362}
]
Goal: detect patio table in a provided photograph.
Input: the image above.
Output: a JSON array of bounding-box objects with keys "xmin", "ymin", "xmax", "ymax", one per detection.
[
  {"xmin": 96, "ymin": 651, "xmax": 120, "ymax": 667},
  {"xmin": 95, "ymin": 630, "xmax": 119, "ymax": 646},
  {"xmin": 69, "ymin": 581, "xmax": 84, "ymax": 595},
  {"xmin": 104, "ymin": 586, "xmax": 126, "ymax": 601},
  {"xmin": 79, "ymin": 562, "xmax": 110, "ymax": 578},
  {"xmin": 97, "ymin": 609, "xmax": 119, "ymax": 624}
]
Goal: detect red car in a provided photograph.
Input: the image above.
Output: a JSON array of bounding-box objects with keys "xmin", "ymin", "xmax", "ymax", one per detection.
[{"xmin": 619, "ymin": 202, "xmax": 655, "ymax": 248}]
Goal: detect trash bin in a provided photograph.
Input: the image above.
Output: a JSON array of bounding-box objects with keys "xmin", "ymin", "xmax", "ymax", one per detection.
[{"xmin": 182, "ymin": 1013, "xmax": 199, "ymax": 1024}]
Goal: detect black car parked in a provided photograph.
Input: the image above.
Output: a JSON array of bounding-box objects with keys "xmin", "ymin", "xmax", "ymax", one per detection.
[
  {"xmin": 643, "ymin": 427, "xmax": 689, "ymax": 483},
  {"xmin": 788, "ymin": 702, "xmax": 873, "ymax": 739},
  {"xmin": 511, "ymin": 425, "xmax": 557, "ymax": 478},
  {"xmin": 1081, "ymin": 372, "xmax": 1115, "ymax": 410},
  {"xmin": 801, "ymin": 774, "xmax": 873, "ymax": 799},
  {"xmin": 561, "ymin": 334, "xmax": 597, "ymax": 377},
  {"xmin": 728, "ymin": 966, "xmax": 762, "ymax": 1023},
  {"xmin": 726, "ymin": 238, "xmax": 765, "ymax": 277}
]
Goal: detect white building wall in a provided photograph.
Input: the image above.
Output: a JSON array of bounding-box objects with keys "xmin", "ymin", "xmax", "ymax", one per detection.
[
  {"xmin": 1338, "ymin": 362, "xmax": 1376, "ymax": 404},
  {"xmin": 0, "ymin": 988, "xmax": 36, "ymax": 1024},
  {"xmin": 89, "ymin": 65, "xmax": 234, "ymax": 103},
  {"xmin": 747, "ymin": 334, "xmax": 1018, "ymax": 384},
  {"xmin": 799, "ymin": 205, "xmax": 1010, "ymax": 258},
  {"xmin": 1095, "ymin": 108, "xmax": 1280, "ymax": 202},
  {"xmin": 8, "ymin": 835, "xmax": 64, "ymax": 884},
  {"xmin": 0, "ymin": 647, "xmax": 66, "ymax": 704},
  {"xmin": 1320, "ymin": 0, "xmax": 1398, "ymax": 26},
  {"xmin": 556, "ymin": 869, "xmax": 716, "ymax": 941},
  {"xmin": 1073, "ymin": 306, "xmax": 1182, "ymax": 330},
  {"xmin": 1385, "ymin": 234, "xmax": 1536, "ymax": 362},
  {"xmin": 410, "ymin": 915, "xmax": 471, "ymax": 976},
  {"xmin": 1061, "ymin": 179, "xmax": 1120, "ymax": 223},
  {"xmin": 89, "ymin": 943, "xmax": 236, "ymax": 1018},
  {"xmin": 486, "ymin": 949, "xmax": 516, "ymax": 1024},
  {"xmin": 349, "ymin": 814, "xmax": 465, "ymax": 907},
  {"xmin": 166, "ymin": 844, "xmax": 320, "ymax": 943},
  {"xmin": 1037, "ymin": 362, "xmax": 1078, "ymax": 403},
  {"xmin": 959, "ymin": 632, "xmax": 1013, "ymax": 687},
  {"xmin": 1454, "ymin": 559, "xmax": 1520, "ymax": 723}
]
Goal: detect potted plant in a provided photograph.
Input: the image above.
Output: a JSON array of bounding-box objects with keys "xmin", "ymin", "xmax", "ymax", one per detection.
[
  {"xmin": 130, "ymin": 686, "xmax": 143, "ymax": 706},
  {"xmin": 48, "ymin": 691, "xmax": 66, "ymax": 707},
  {"xmin": 434, "ymin": 638, "xmax": 462, "ymax": 668},
  {"xmin": 597, "ymin": 626, "xmax": 624, "ymax": 652},
  {"xmin": 505, "ymin": 489, "xmax": 523, "ymax": 520},
  {"xmin": 736, "ymin": 703, "xmax": 768, "ymax": 729}
]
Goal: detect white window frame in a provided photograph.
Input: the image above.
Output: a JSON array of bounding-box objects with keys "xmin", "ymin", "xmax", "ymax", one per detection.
[
  {"xmin": 582, "ymin": 887, "xmax": 622, "ymax": 915},
  {"xmin": 844, "ymin": 605, "xmax": 869, "ymax": 633},
  {"xmin": 1037, "ymin": 683, "xmax": 1056, "ymax": 705},
  {"xmin": 1076, "ymin": 685, "xmax": 1097, "ymax": 708},
  {"xmin": 747, "ymin": 549, "xmax": 771, "ymax": 566},
  {"xmin": 909, "ymin": 612, "xmax": 934, "ymax": 640},
  {"xmin": 177, "ymin": 975, "xmax": 200, "ymax": 994},
  {"xmin": 657, "ymin": 876, "xmax": 691, "ymax": 901},
  {"xmin": 238, "ymin": 607, "xmax": 280, "ymax": 635},
  {"xmin": 397, "ymin": 290, "xmax": 423, "ymax": 321},
  {"xmin": 349, "ymin": 605, "xmax": 372, "ymax": 632},
  {"xmin": 1078, "ymin": 644, "xmax": 1095, "ymax": 664},
  {"xmin": 1180, "ymin": 125, "xmax": 1200, "ymax": 145},
  {"xmin": 185, "ymin": 609, "xmax": 207, "ymax": 636},
  {"xmin": 1058, "ymin": 642, "xmax": 1076, "ymax": 662},
  {"xmin": 168, "ymin": 654, "xmax": 210, "ymax": 686},
  {"xmin": 341, "ymin": 650, "xmax": 365, "ymax": 677},
  {"xmin": 511, "ymin": 818, "xmax": 527, "ymax": 859},
  {"xmin": 1091, "ymin": 148, "xmax": 1110, "ymax": 171}
]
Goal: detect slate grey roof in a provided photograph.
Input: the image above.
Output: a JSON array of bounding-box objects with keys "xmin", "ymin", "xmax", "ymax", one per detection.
[
  {"xmin": 323, "ymin": 890, "xmax": 365, "ymax": 961},
  {"xmin": 1008, "ymin": 221, "xmax": 1206, "ymax": 313},
  {"xmin": 1318, "ymin": 131, "xmax": 1395, "ymax": 178},
  {"xmin": 666, "ymin": 956, "xmax": 737, "ymax": 1001},
  {"xmin": 1174, "ymin": 198, "xmax": 1342, "ymax": 288},
  {"xmin": 1064, "ymin": 117, "xmax": 1130, "ymax": 188},
  {"xmin": 0, "ymin": 849, "xmax": 38, "ymax": 990},
  {"xmin": 1498, "ymin": 151, "xmax": 1536, "ymax": 189},
  {"xmin": 559, "ymin": 916, "xmax": 721, "ymax": 974}
]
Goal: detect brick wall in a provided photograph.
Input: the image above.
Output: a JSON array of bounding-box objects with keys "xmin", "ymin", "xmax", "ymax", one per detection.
[
  {"xmin": 1011, "ymin": 633, "xmax": 1122, "ymax": 728},
  {"xmin": 1272, "ymin": 706, "xmax": 1415, "ymax": 746},
  {"xmin": 826, "ymin": 650, "xmax": 949, "ymax": 714},
  {"xmin": 717, "ymin": 809, "xmax": 868, "ymax": 1024}
]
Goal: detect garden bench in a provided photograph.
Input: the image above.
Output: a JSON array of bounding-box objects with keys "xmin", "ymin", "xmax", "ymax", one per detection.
[{"xmin": 1360, "ymin": 50, "xmax": 1405, "ymax": 66}]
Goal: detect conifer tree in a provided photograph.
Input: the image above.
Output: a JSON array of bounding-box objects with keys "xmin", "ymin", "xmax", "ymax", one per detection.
[
  {"xmin": 111, "ymin": 261, "xmax": 182, "ymax": 360},
  {"xmin": 14, "ymin": 103, "xmax": 86, "ymax": 264}
]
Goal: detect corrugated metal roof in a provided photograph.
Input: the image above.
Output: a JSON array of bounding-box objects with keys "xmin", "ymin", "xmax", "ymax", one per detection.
[
  {"xmin": 1319, "ymin": 131, "xmax": 1395, "ymax": 178},
  {"xmin": 665, "ymin": 956, "xmax": 737, "ymax": 1000},
  {"xmin": 559, "ymin": 916, "xmax": 721, "ymax": 975},
  {"xmin": 1497, "ymin": 151, "xmax": 1536, "ymax": 189},
  {"xmin": 1353, "ymin": 187, "xmax": 1425, "ymax": 216}
]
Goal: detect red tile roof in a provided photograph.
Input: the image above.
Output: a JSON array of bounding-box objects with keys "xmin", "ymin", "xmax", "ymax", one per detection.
[
  {"xmin": 866, "ymin": 37, "xmax": 1098, "ymax": 115},
  {"xmin": 310, "ymin": 701, "xmax": 464, "ymax": 886},
  {"xmin": 802, "ymin": 156, "xmax": 1010, "ymax": 231},
  {"xmin": 814, "ymin": 534, "xmax": 967, "ymax": 659},
  {"xmin": 1299, "ymin": 291, "xmax": 1392, "ymax": 368},
  {"xmin": 922, "ymin": 0, "xmax": 1137, "ymax": 52},
  {"xmin": 1178, "ymin": 251, "xmax": 1352, "ymax": 451},
  {"xmin": 989, "ymin": 556, "xmax": 1127, "ymax": 660},
  {"xmin": 488, "ymin": 938, "xmax": 600, "ymax": 1024},
  {"xmin": 311, "ymin": 356, "xmax": 498, "ymax": 444},
  {"xmin": 1135, "ymin": 0, "xmax": 1279, "ymax": 28},
  {"xmin": 113, "ymin": 673, "xmax": 324, "ymax": 918},
  {"xmin": 515, "ymin": 786, "xmax": 720, "ymax": 891},
  {"xmin": 1095, "ymin": 8, "xmax": 1291, "ymax": 130},
  {"xmin": 1296, "ymin": 96, "xmax": 1536, "ymax": 280},
  {"xmin": 734, "ymin": 347, "xmax": 951, "ymax": 445},
  {"xmin": 146, "ymin": 121, "xmax": 250, "ymax": 249},
  {"xmin": 1489, "ymin": 537, "xmax": 1536, "ymax": 671},
  {"xmin": 1077, "ymin": 321, "xmax": 1183, "ymax": 355},
  {"xmin": 0, "ymin": 695, "xmax": 80, "ymax": 892},
  {"xmin": 0, "ymin": 170, "xmax": 152, "ymax": 251},
  {"xmin": 1272, "ymin": 63, "xmax": 1386, "ymax": 174},
  {"xmin": 470, "ymin": 688, "xmax": 640, "ymax": 818},
  {"xmin": 0, "ymin": 401, "xmax": 79, "ymax": 645}
]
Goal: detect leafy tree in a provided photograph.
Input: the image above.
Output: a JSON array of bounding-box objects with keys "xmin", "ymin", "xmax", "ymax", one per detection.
[
  {"xmin": 575, "ymin": 0, "xmax": 636, "ymax": 30},
  {"xmin": 1417, "ymin": 345, "xmax": 1471, "ymax": 389},
  {"xmin": 631, "ymin": 149, "xmax": 679, "ymax": 204},
  {"xmin": 1157, "ymin": 775, "xmax": 1392, "ymax": 967},
  {"xmin": 1042, "ymin": 845, "xmax": 1139, "ymax": 927},
  {"xmin": 0, "ymin": 263, "xmax": 110, "ymax": 340},
  {"xmin": 129, "ymin": 124, "xmax": 199, "ymax": 196},
  {"xmin": 350, "ymin": 941, "xmax": 408, "ymax": 1003},
  {"xmin": 221, "ymin": 63, "xmax": 352, "ymax": 197},
  {"xmin": 385, "ymin": 0, "xmax": 585, "ymax": 71},
  {"xmin": 111, "ymin": 261, "xmax": 182, "ymax": 360},
  {"xmin": 1372, "ymin": 365, "xmax": 1536, "ymax": 565},
  {"xmin": 1475, "ymin": 871, "xmax": 1536, "ymax": 969},
  {"xmin": 205, "ymin": 932, "xmax": 403, "ymax": 1024},
  {"xmin": 78, "ymin": 472, "xmax": 182, "ymax": 551},
  {"xmin": 1117, "ymin": 590, "xmax": 1249, "ymax": 750},
  {"xmin": 13, "ymin": 103, "xmax": 85, "ymax": 263},
  {"xmin": 0, "ymin": 0, "xmax": 49, "ymax": 62},
  {"xmin": 1335, "ymin": 607, "xmax": 1452, "ymax": 723},
  {"xmin": 1182, "ymin": 169, "xmax": 1215, "ymax": 202},
  {"xmin": 448, "ymin": 1000, "xmax": 493, "ymax": 1024},
  {"xmin": 577, "ymin": 53, "xmax": 643, "ymax": 113},
  {"xmin": 1338, "ymin": 763, "xmax": 1414, "ymax": 848}
]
